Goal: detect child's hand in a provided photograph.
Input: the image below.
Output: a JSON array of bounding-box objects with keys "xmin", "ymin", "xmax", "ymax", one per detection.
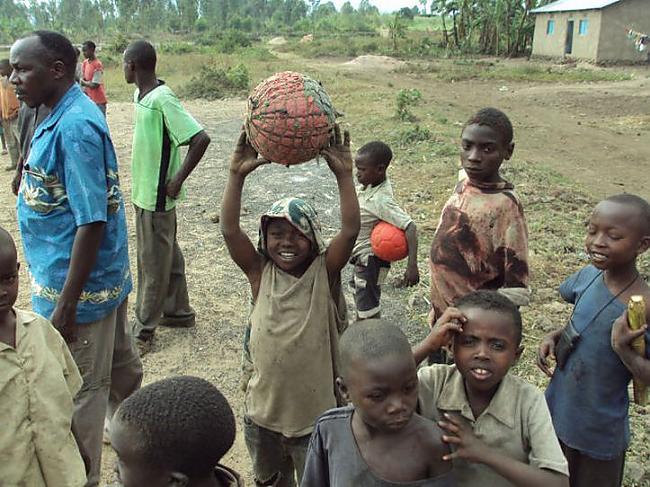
[
  {"xmin": 321, "ymin": 124, "xmax": 353, "ymax": 178},
  {"xmin": 439, "ymin": 413, "xmax": 490, "ymax": 464},
  {"xmin": 536, "ymin": 329, "xmax": 561, "ymax": 377},
  {"xmin": 396, "ymin": 264, "xmax": 420, "ymax": 288},
  {"xmin": 230, "ymin": 129, "xmax": 270, "ymax": 177},
  {"xmin": 423, "ymin": 307, "xmax": 465, "ymax": 351},
  {"xmin": 611, "ymin": 310, "xmax": 648, "ymax": 354}
]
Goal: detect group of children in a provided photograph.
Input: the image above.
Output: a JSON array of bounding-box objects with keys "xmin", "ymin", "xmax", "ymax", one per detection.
[{"xmin": 1, "ymin": 33, "xmax": 649, "ymax": 487}]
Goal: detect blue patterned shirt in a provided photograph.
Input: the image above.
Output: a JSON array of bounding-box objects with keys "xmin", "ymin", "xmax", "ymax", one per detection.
[{"xmin": 17, "ymin": 84, "xmax": 131, "ymax": 324}]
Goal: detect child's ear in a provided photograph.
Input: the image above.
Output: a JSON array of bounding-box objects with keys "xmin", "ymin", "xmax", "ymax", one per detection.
[
  {"xmin": 514, "ymin": 345, "xmax": 524, "ymax": 364},
  {"xmin": 504, "ymin": 141, "xmax": 515, "ymax": 161},
  {"xmin": 336, "ymin": 377, "xmax": 350, "ymax": 404},
  {"xmin": 637, "ymin": 235, "xmax": 650, "ymax": 256},
  {"xmin": 16, "ymin": 262, "xmax": 20, "ymax": 271},
  {"xmin": 168, "ymin": 471, "xmax": 189, "ymax": 487}
]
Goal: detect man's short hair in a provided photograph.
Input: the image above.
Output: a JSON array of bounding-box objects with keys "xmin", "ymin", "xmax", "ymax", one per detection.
[
  {"xmin": 604, "ymin": 193, "xmax": 650, "ymax": 235},
  {"xmin": 124, "ymin": 40, "xmax": 157, "ymax": 71},
  {"xmin": 454, "ymin": 290, "xmax": 522, "ymax": 344},
  {"xmin": 115, "ymin": 376, "xmax": 236, "ymax": 477},
  {"xmin": 357, "ymin": 141, "xmax": 393, "ymax": 167},
  {"xmin": 339, "ymin": 320, "xmax": 412, "ymax": 377},
  {"xmin": 465, "ymin": 107, "xmax": 513, "ymax": 146},
  {"xmin": 82, "ymin": 40, "xmax": 96, "ymax": 51},
  {"xmin": 30, "ymin": 31, "xmax": 77, "ymax": 78}
]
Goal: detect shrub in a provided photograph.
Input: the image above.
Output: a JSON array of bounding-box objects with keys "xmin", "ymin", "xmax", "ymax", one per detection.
[
  {"xmin": 217, "ymin": 29, "xmax": 252, "ymax": 54},
  {"xmin": 397, "ymin": 124, "xmax": 431, "ymax": 146},
  {"xmin": 180, "ymin": 63, "xmax": 250, "ymax": 100},
  {"xmin": 107, "ymin": 33, "xmax": 130, "ymax": 54},
  {"xmin": 395, "ymin": 88, "xmax": 422, "ymax": 121}
]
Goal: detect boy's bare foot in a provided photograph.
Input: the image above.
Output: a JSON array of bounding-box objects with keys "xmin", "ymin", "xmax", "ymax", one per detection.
[{"xmin": 136, "ymin": 336, "xmax": 154, "ymax": 357}]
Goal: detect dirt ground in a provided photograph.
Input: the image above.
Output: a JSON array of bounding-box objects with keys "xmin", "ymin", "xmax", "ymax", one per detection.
[{"xmin": 0, "ymin": 57, "xmax": 649, "ymax": 486}]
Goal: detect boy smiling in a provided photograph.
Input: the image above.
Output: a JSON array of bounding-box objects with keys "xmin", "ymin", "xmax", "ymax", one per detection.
[{"xmin": 414, "ymin": 291, "xmax": 569, "ymax": 487}]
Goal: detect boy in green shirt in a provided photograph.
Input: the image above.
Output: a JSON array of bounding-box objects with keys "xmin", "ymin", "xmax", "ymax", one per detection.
[{"xmin": 123, "ymin": 40, "xmax": 211, "ymax": 356}]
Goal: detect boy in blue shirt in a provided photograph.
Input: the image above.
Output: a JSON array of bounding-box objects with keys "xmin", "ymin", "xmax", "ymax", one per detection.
[{"xmin": 537, "ymin": 194, "xmax": 650, "ymax": 487}]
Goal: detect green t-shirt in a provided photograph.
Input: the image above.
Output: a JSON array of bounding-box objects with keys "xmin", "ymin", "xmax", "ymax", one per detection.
[{"xmin": 131, "ymin": 83, "xmax": 203, "ymax": 211}]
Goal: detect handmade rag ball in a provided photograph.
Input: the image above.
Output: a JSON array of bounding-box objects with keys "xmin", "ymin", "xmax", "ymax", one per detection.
[
  {"xmin": 371, "ymin": 221, "xmax": 408, "ymax": 262},
  {"xmin": 245, "ymin": 71, "xmax": 337, "ymax": 165}
]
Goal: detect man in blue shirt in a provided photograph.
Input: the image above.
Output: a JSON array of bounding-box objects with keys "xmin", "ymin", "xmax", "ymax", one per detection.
[{"xmin": 10, "ymin": 31, "xmax": 142, "ymax": 487}]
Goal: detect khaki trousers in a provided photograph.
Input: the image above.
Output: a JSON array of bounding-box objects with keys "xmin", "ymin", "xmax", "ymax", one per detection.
[
  {"xmin": 2, "ymin": 117, "xmax": 19, "ymax": 168},
  {"xmin": 68, "ymin": 299, "xmax": 143, "ymax": 487},
  {"xmin": 133, "ymin": 206, "xmax": 195, "ymax": 340}
]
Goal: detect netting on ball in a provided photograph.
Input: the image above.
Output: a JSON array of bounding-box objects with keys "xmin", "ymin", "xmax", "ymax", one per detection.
[
  {"xmin": 370, "ymin": 221, "xmax": 408, "ymax": 262},
  {"xmin": 245, "ymin": 71, "xmax": 337, "ymax": 166}
]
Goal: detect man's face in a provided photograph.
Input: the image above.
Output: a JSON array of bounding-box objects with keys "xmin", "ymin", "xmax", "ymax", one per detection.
[
  {"xmin": 122, "ymin": 54, "xmax": 136, "ymax": 85},
  {"xmin": 82, "ymin": 45, "xmax": 93, "ymax": 59},
  {"xmin": 9, "ymin": 37, "xmax": 58, "ymax": 108}
]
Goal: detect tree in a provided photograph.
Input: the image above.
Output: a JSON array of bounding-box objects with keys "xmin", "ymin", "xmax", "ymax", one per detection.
[{"xmin": 387, "ymin": 13, "xmax": 406, "ymax": 51}]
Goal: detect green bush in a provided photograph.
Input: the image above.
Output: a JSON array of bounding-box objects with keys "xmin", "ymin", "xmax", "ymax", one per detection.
[
  {"xmin": 159, "ymin": 42, "xmax": 195, "ymax": 54},
  {"xmin": 217, "ymin": 29, "xmax": 252, "ymax": 54},
  {"xmin": 180, "ymin": 63, "xmax": 250, "ymax": 100},
  {"xmin": 395, "ymin": 88, "xmax": 422, "ymax": 121},
  {"xmin": 107, "ymin": 33, "xmax": 130, "ymax": 54},
  {"xmin": 397, "ymin": 124, "xmax": 431, "ymax": 146}
]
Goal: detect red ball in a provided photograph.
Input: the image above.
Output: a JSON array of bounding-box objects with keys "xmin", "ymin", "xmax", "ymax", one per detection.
[
  {"xmin": 370, "ymin": 221, "xmax": 408, "ymax": 262},
  {"xmin": 245, "ymin": 71, "xmax": 337, "ymax": 166}
]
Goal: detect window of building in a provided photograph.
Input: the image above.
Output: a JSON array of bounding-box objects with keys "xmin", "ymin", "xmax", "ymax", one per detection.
[
  {"xmin": 547, "ymin": 19, "xmax": 555, "ymax": 35},
  {"xmin": 579, "ymin": 19, "xmax": 588, "ymax": 35}
]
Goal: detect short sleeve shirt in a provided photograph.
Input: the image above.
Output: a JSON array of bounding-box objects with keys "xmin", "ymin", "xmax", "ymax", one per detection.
[
  {"xmin": 17, "ymin": 84, "xmax": 132, "ymax": 323},
  {"xmin": 545, "ymin": 265, "xmax": 650, "ymax": 460},
  {"xmin": 302, "ymin": 406, "xmax": 456, "ymax": 487},
  {"xmin": 82, "ymin": 58, "xmax": 107, "ymax": 105},
  {"xmin": 0, "ymin": 308, "xmax": 86, "ymax": 487},
  {"xmin": 352, "ymin": 178, "xmax": 413, "ymax": 263},
  {"xmin": 131, "ymin": 82, "xmax": 203, "ymax": 212},
  {"xmin": 417, "ymin": 365, "xmax": 568, "ymax": 486}
]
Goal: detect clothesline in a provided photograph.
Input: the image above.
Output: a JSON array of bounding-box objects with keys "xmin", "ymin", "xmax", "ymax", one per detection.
[{"xmin": 627, "ymin": 28, "xmax": 649, "ymax": 52}]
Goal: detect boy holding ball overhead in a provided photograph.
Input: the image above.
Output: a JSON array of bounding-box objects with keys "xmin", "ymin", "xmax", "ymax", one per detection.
[{"xmin": 351, "ymin": 141, "xmax": 419, "ymax": 320}]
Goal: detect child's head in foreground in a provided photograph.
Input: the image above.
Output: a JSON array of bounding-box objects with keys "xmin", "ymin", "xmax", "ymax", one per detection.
[
  {"xmin": 354, "ymin": 141, "xmax": 392, "ymax": 187},
  {"xmin": 337, "ymin": 319, "xmax": 418, "ymax": 433},
  {"xmin": 461, "ymin": 107, "xmax": 514, "ymax": 184},
  {"xmin": 586, "ymin": 194, "xmax": 650, "ymax": 273},
  {"xmin": 111, "ymin": 376, "xmax": 236, "ymax": 487},
  {"xmin": 0, "ymin": 227, "xmax": 19, "ymax": 317},
  {"xmin": 452, "ymin": 290, "xmax": 523, "ymax": 396},
  {"xmin": 258, "ymin": 197, "xmax": 325, "ymax": 277},
  {"xmin": 122, "ymin": 40, "xmax": 157, "ymax": 85}
]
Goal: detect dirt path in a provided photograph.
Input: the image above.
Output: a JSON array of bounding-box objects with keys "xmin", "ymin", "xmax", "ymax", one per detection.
[{"xmin": 0, "ymin": 61, "xmax": 648, "ymax": 485}]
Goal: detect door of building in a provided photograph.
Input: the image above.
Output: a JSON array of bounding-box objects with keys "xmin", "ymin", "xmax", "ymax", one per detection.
[{"xmin": 565, "ymin": 20, "xmax": 574, "ymax": 54}]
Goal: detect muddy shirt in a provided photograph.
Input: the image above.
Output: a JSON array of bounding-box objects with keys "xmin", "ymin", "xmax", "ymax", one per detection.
[
  {"xmin": 245, "ymin": 254, "xmax": 346, "ymax": 437},
  {"xmin": 429, "ymin": 179, "xmax": 528, "ymax": 317}
]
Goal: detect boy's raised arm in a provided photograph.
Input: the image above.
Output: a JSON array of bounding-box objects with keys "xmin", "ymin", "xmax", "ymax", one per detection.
[
  {"xmin": 321, "ymin": 125, "xmax": 360, "ymax": 282},
  {"xmin": 412, "ymin": 308, "xmax": 465, "ymax": 365},
  {"xmin": 220, "ymin": 130, "xmax": 269, "ymax": 289}
]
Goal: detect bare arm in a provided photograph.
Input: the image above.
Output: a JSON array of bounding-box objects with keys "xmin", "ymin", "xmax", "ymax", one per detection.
[
  {"xmin": 320, "ymin": 125, "xmax": 360, "ymax": 282},
  {"xmin": 397, "ymin": 221, "xmax": 419, "ymax": 287},
  {"xmin": 611, "ymin": 310, "xmax": 650, "ymax": 383},
  {"xmin": 439, "ymin": 413, "xmax": 568, "ymax": 487},
  {"xmin": 412, "ymin": 307, "xmax": 465, "ymax": 365},
  {"xmin": 11, "ymin": 156, "xmax": 23, "ymax": 196},
  {"xmin": 220, "ymin": 130, "xmax": 269, "ymax": 296},
  {"xmin": 536, "ymin": 328, "xmax": 563, "ymax": 377},
  {"xmin": 166, "ymin": 130, "xmax": 211, "ymax": 198},
  {"xmin": 51, "ymin": 222, "xmax": 105, "ymax": 343}
]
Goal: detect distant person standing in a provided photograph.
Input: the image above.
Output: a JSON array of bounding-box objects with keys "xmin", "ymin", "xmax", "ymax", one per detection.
[
  {"xmin": 81, "ymin": 40, "xmax": 107, "ymax": 116},
  {"xmin": 0, "ymin": 59, "xmax": 20, "ymax": 170},
  {"xmin": 123, "ymin": 40, "xmax": 210, "ymax": 356}
]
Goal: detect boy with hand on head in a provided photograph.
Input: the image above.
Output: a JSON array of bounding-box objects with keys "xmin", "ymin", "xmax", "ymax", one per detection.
[
  {"xmin": 429, "ymin": 108, "xmax": 529, "ymax": 330},
  {"xmin": 414, "ymin": 290, "xmax": 569, "ymax": 487},
  {"xmin": 351, "ymin": 141, "xmax": 419, "ymax": 319},
  {"xmin": 537, "ymin": 194, "xmax": 650, "ymax": 487},
  {"xmin": 301, "ymin": 319, "xmax": 454, "ymax": 487},
  {"xmin": 123, "ymin": 40, "xmax": 211, "ymax": 356},
  {"xmin": 111, "ymin": 376, "xmax": 242, "ymax": 487},
  {"xmin": 0, "ymin": 226, "xmax": 88, "ymax": 486},
  {"xmin": 220, "ymin": 125, "xmax": 359, "ymax": 486}
]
